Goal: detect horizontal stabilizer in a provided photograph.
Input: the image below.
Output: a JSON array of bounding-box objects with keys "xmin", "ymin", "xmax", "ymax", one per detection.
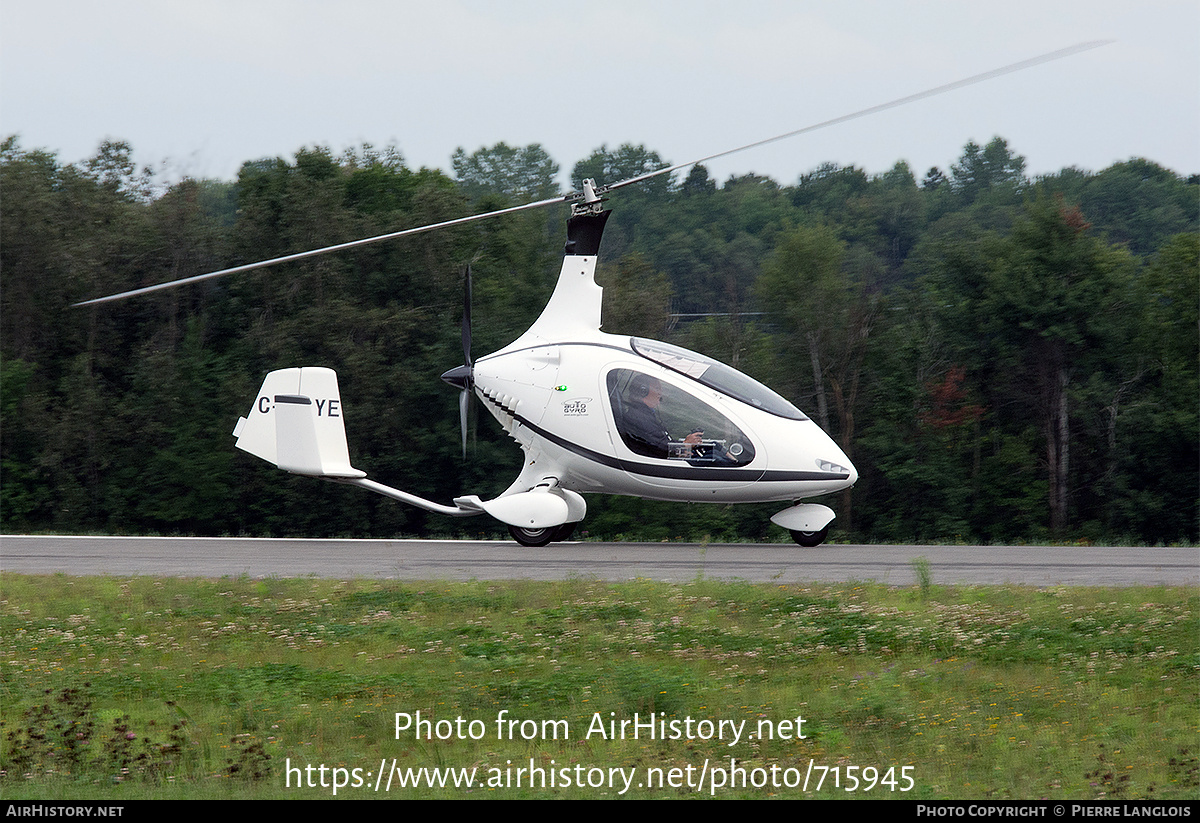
[{"xmin": 233, "ymin": 367, "xmax": 365, "ymax": 478}]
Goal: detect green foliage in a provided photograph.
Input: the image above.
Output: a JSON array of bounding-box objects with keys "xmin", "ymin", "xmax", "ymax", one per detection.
[
  {"xmin": 570, "ymin": 143, "xmax": 670, "ymax": 197},
  {"xmin": 596, "ymin": 253, "xmax": 673, "ymax": 338},
  {"xmin": 950, "ymin": 136, "xmax": 1027, "ymax": 204},
  {"xmin": 755, "ymin": 224, "xmax": 879, "ymax": 531},
  {"xmin": 451, "ymin": 142, "xmax": 559, "ymax": 203},
  {"xmin": 1078, "ymin": 159, "xmax": 1198, "ymax": 256},
  {"xmin": 1, "ymin": 132, "xmax": 1195, "ymax": 543},
  {"xmin": 0, "ymin": 360, "xmax": 46, "ymax": 528}
]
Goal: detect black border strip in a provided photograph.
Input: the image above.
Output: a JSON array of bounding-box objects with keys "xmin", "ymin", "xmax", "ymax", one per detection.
[{"xmin": 495, "ymin": 399, "xmax": 846, "ymax": 484}]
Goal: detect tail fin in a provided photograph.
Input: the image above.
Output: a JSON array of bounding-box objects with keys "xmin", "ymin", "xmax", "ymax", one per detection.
[{"xmin": 233, "ymin": 367, "xmax": 365, "ymax": 478}]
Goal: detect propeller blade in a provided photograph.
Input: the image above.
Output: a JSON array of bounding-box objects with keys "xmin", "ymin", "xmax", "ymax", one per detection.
[
  {"xmin": 462, "ymin": 265, "xmax": 472, "ymax": 369},
  {"xmin": 73, "ymin": 40, "xmax": 1109, "ymax": 309},
  {"xmin": 457, "ymin": 264, "xmax": 474, "ymax": 460},
  {"xmin": 459, "ymin": 388, "xmax": 470, "ymax": 460}
]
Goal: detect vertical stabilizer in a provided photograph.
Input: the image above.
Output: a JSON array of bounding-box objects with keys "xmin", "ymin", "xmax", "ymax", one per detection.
[{"xmin": 233, "ymin": 367, "xmax": 365, "ymax": 478}]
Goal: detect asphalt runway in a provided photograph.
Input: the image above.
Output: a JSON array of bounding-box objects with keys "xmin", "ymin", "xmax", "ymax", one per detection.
[{"xmin": 2, "ymin": 535, "xmax": 1195, "ymax": 586}]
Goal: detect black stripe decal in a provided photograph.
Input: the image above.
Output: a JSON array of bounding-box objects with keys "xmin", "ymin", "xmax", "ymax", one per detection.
[
  {"xmin": 496, "ymin": 401, "xmax": 846, "ymax": 484},
  {"xmin": 274, "ymin": 395, "xmax": 311, "ymax": 405}
]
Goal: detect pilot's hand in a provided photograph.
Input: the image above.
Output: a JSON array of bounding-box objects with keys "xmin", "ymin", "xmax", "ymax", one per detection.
[{"xmin": 683, "ymin": 430, "xmax": 703, "ymax": 445}]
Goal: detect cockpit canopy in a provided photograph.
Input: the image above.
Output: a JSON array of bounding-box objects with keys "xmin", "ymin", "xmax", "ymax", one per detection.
[
  {"xmin": 607, "ymin": 368, "xmax": 756, "ymax": 466},
  {"xmin": 630, "ymin": 338, "xmax": 807, "ymax": 420}
]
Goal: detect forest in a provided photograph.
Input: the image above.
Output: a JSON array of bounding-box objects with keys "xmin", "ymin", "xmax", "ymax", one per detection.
[{"xmin": 1, "ymin": 134, "xmax": 1196, "ymax": 544}]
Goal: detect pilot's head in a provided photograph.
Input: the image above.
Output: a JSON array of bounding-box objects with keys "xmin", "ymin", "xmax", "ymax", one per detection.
[{"xmin": 630, "ymin": 376, "xmax": 663, "ymax": 409}]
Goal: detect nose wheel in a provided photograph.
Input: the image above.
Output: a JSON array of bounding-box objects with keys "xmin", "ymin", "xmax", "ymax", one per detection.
[
  {"xmin": 789, "ymin": 527, "xmax": 829, "ymax": 547},
  {"xmin": 508, "ymin": 522, "xmax": 578, "ymax": 547}
]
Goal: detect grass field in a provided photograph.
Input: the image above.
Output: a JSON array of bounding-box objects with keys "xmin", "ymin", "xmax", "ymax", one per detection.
[{"xmin": 1, "ymin": 572, "xmax": 1196, "ymax": 799}]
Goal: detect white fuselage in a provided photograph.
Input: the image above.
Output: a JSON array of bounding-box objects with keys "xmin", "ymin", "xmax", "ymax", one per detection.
[{"xmin": 469, "ymin": 250, "xmax": 857, "ymax": 504}]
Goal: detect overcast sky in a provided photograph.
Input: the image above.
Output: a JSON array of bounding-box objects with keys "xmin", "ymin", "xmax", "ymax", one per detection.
[{"xmin": 3, "ymin": 1, "xmax": 1197, "ymax": 191}]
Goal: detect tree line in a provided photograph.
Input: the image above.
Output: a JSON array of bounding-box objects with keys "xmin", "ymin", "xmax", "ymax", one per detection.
[{"xmin": 2, "ymin": 134, "xmax": 1196, "ymax": 544}]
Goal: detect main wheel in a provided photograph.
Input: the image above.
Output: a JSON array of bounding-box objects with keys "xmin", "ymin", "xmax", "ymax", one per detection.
[
  {"xmin": 789, "ymin": 526, "xmax": 829, "ymax": 547},
  {"xmin": 551, "ymin": 522, "xmax": 578, "ymax": 542},
  {"xmin": 508, "ymin": 525, "xmax": 556, "ymax": 547}
]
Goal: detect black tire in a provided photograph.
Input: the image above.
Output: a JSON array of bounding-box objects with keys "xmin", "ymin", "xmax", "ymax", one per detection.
[
  {"xmin": 789, "ymin": 526, "xmax": 829, "ymax": 547},
  {"xmin": 508, "ymin": 525, "xmax": 556, "ymax": 547},
  {"xmin": 551, "ymin": 522, "xmax": 578, "ymax": 542}
]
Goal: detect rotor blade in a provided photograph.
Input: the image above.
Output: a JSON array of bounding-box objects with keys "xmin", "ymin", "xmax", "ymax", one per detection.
[
  {"xmin": 599, "ymin": 40, "xmax": 1113, "ymax": 196},
  {"xmin": 74, "ymin": 41, "xmax": 1109, "ymax": 309},
  {"xmin": 73, "ymin": 194, "xmax": 573, "ymax": 307}
]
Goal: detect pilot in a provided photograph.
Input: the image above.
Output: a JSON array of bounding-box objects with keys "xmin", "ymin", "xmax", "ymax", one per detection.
[{"xmin": 621, "ymin": 376, "xmax": 703, "ymax": 459}]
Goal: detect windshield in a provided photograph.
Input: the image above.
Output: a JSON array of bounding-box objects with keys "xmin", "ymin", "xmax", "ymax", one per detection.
[{"xmin": 630, "ymin": 338, "xmax": 807, "ymax": 420}]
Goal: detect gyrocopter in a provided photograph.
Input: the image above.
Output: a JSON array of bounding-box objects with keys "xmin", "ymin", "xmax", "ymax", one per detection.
[{"xmin": 75, "ymin": 43, "xmax": 1107, "ymax": 547}]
